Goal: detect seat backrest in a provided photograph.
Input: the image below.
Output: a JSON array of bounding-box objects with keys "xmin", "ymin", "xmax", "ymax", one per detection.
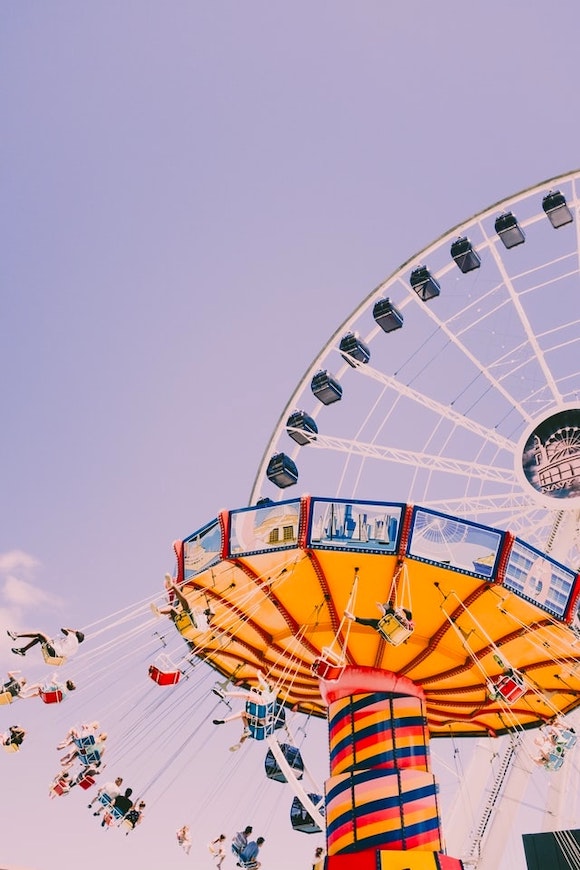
[
  {"xmin": 77, "ymin": 775, "xmax": 96, "ymax": 790},
  {"xmin": 78, "ymin": 749, "xmax": 101, "ymax": 765},
  {"xmin": 175, "ymin": 611, "xmax": 196, "ymax": 632},
  {"xmin": 98, "ymin": 791, "xmax": 113, "ymax": 807},
  {"xmin": 377, "ymin": 612, "xmax": 413, "ymax": 646},
  {"xmin": 40, "ymin": 688, "xmax": 64, "ymax": 704},
  {"xmin": 74, "ymin": 734, "xmax": 96, "ymax": 749},
  {"xmin": 41, "ymin": 644, "xmax": 66, "ymax": 666}
]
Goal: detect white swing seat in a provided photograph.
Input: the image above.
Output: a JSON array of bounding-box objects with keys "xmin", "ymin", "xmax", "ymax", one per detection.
[
  {"xmin": 319, "ymin": 645, "xmax": 345, "ymax": 667},
  {"xmin": 376, "ymin": 612, "xmax": 413, "ymax": 646}
]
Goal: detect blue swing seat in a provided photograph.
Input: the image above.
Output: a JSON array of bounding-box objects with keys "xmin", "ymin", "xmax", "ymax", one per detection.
[{"xmin": 245, "ymin": 700, "xmax": 285, "ymax": 740}]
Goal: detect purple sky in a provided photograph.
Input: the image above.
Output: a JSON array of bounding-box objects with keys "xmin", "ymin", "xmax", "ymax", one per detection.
[{"xmin": 2, "ymin": 3, "xmax": 580, "ymax": 868}]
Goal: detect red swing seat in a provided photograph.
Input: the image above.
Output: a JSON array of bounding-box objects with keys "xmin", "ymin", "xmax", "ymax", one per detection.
[
  {"xmin": 488, "ymin": 671, "xmax": 527, "ymax": 704},
  {"xmin": 77, "ymin": 774, "xmax": 96, "ymax": 790},
  {"xmin": 148, "ymin": 654, "xmax": 182, "ymax": 686},
  {"xmin": 50, "ymin": 779, "xmax": 71, "ymax": 797},
  {"xmin": 40, "ymin": 688, "xmax": 64, "ymax": 704}
]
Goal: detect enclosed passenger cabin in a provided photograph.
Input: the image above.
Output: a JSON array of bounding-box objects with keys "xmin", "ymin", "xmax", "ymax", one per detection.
[
  {"xmin": 339, "ymin": 331, "xmax": 370, "ymax": 367},
  {"xmin": 311, "ymin": 370, "xmax": 342, "ymax": 405},
  {"xmin": 264, "ymin": 743, "xmax": 304, "ymax": 782},
  {"xmin": 266, "ymin": 453, "xmax": 298, "ymax": 489},
  {"xmin": 286, "ymin": 410, "xmax": 318, "ymax": 446},
  {"xmin": 450, "ymin": 236, "xmax": 481, "ymax": 273},
  {"xmin": 290, "ymin": 794, "xmax": 324, "ymax": 833},
  {"xmin": 410, "ymin": 266, "xmax": 440, "ymax": 301},
  {"xmin": 373, "ymin": 297, "xmax": 404, "ymax": 333},
  {"xmin": 542, "ymin": 189, "xmax": 574, "ymax": 228},
  {"xmin": 495, "ymin": 211, "xmax": 525, "ymax": 249}
]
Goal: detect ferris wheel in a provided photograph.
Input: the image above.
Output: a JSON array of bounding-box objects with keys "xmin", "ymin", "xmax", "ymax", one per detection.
[
  {"xmin": 247, "ymin": 170, "xmax": 580, "ymax": 868},
  {"xmin": 252, "ymin": 170, "xmax": 580, "ymax": 572}
]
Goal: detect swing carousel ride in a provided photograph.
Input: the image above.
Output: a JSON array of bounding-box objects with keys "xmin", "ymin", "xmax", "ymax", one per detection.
[
  {"xmin": 158, "ymin": 170, "xmax": 580, "ymax": 870},
  {"xmin": 11, "ymin": 171, "xmax": 580, "ymax": 870}
]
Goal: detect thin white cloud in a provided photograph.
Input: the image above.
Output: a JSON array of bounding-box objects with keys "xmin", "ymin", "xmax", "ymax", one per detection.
[
  {"xmin": 4, "ymin": 575, "xmax": 58, "ymax": 608},
  {"xmin": 0, "ymin": 551, "xmax": 63, "ymax": 667},
  {"xmin": 0, "ymin": 550, "xmax": 40, "ymax": 575},
  {"xmin": 0, "ymin": 550, "xmax": 63, "ymax": 636}
]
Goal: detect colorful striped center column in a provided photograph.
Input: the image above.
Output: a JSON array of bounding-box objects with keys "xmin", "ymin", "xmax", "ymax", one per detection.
[{"xmin": 319, "ymin": 666, "xmax": 464, "ymax": 870}]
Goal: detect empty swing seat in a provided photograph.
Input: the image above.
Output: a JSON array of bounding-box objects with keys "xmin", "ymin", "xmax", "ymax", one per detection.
[
  {"xmin": 265, "ymin": 744, "xmax": 304, "ymax": 782},
  {"xmin": 77, "ymin": 773, "xmax": 96, "ymax": 790},
  {"xmin": 149, "ymin": 664, "xmax": 181, "ymax": 686},
  {"xmin": 488, "ymin": 671, "xmax": 527, "ymax": 704},
  {"xmin": 376, "ymin": 612, "xmax": 413, "ymax": 646},
  {"xmin": 311, "ymin": 657, "xmax": 343, "ymax": 682},
  {"xmin": 149, "ymin": 653, "xmax": 182, "ymax": 685},
  {"xmin": 290, "ymin": 794, "xmax": 324, "ymax": 834},
  {"xmin": 40, "ymin": 688, "xmax": 64, "ymax": 704},
  {"xmin": 50, "ymin": 778, "xmax": 71, "ymax": 797},
  {"xmin": 311, "ymin": 645, "xmax": 346, "ymax": 681}
]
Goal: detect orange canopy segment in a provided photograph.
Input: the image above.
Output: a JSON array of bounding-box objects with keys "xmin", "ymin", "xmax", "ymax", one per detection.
[{"xmin": 169, "ymin": 495, "xmax": 580, "ymax": 738}]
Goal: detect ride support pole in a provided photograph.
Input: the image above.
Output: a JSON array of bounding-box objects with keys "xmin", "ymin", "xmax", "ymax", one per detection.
[{"xmin": 319, "ymin": 665, "xmax": 464, "ymax": 870}]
